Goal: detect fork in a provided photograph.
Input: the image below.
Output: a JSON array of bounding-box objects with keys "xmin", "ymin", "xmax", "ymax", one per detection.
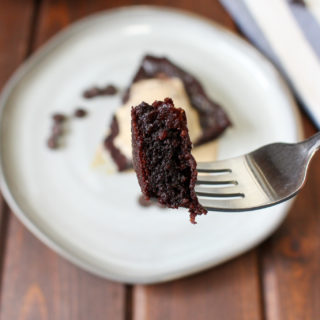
[{"xmin": 196, "ymin": 132, "xmax": 320, "ymax": 211}]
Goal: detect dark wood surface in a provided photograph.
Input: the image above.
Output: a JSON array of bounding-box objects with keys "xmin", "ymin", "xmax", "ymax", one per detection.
[{"xmin": 0, "ymin": 1, "xmax": 319, "ymax": 319}]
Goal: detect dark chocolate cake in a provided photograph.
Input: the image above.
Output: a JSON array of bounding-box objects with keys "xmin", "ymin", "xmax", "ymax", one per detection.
[
  {"xmin": 131, "ymin": 98, "xmax": 207, "ymax": 224},
  {"xmin": 104, "ymin": 55, "xmax": 231, "ymax": 171}
]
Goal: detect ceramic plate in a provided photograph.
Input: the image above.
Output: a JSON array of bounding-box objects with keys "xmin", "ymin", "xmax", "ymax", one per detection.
[{"xmin": 0, "ymin": 7, "xmax": 302, "ymax": 283}]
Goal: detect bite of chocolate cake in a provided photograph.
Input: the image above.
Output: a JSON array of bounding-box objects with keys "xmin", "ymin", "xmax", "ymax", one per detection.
[{"xmin": 131, "ymin": 98, "xmax": 207, "ymax": 224}]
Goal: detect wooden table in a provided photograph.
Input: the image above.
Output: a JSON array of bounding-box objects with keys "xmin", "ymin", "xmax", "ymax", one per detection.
[{"xmin": 0, "ymin": 1, "xmax": 319, "ymax": 319}]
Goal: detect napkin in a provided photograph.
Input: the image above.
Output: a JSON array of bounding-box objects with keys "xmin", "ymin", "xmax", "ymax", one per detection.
[{"xmin": 220, "ymin": 0, "xmax": 320, "ymax": 129}]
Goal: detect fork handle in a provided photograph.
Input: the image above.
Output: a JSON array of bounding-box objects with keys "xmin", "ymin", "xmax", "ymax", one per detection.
[{"xmin": 301, "ymin": 132, "xmax": 320, "ymax": 156}]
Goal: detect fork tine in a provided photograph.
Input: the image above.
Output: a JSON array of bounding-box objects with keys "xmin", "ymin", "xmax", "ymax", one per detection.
[
  {"xmin": 197, "ymin": 160, "xmax": 232, "ymax": 172},
  {"xmin": 195, "ymin": 185, "xmax": 241, "ymax": 195},
  {"xmin": 196, "ymin": 174, "xmax": 237, "ymax": 184}
]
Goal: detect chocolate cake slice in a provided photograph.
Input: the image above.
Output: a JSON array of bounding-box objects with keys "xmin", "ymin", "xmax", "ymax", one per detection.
[
  {"xmin": 103, "ymin": 55, "xmax": 231, "ymax": 171},
  {"xmin": 131, "ymin": 98, "xmax": 207, "ymax": 224}
]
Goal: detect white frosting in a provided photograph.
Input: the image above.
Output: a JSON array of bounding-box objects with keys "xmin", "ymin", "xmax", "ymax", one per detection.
[{"xmin": 114, "ymin": 77, "xmax": 203, "ymax": 159}]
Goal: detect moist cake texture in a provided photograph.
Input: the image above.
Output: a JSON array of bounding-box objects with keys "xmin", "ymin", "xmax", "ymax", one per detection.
[
  {"xmin": 104, "ymin": 55, "xmax": 231, "ymax": 171},
  {"xmin": 131, "ymin": 98, "xmax": 207, "ymax": 224}
]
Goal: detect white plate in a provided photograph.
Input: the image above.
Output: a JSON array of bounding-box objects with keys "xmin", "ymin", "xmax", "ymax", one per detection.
[{"xmin": 0, "ymin": 6, "xmax": 302, "ymax": 284}]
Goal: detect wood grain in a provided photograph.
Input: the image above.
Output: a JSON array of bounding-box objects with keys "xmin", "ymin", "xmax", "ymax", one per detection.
[
  {"xmin": 0, "ymin": 0, "xmax": 35, "ymax": 301},
  {"xmin": 260, "ymin": 115, "xmax": 320, "ymax": 320},
  {"xmin": 0, "ymin": 0, "xmax": 34, "ymax": 85},
  {"xmin": 0, "ymin": 215, "xmax": 125, "ymax": 320},
  {"xmin": 134, "ymin": 251, "xmax": 263, "ymax": 320}
]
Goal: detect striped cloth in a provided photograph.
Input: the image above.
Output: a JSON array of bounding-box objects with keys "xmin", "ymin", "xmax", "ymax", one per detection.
[{"xmin": 220, "ymin": 0, "xmax": 320, "ymax": 129}]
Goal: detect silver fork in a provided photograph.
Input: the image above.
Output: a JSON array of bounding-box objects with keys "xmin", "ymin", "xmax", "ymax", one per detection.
[{"xmin": 196, "ymin": 132, "xmax": 320, "ymax": 211}]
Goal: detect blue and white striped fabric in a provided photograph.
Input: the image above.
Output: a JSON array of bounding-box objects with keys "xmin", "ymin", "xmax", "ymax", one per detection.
[{"xmin": 220, "ymin": 0, "xmax": 320, "ymax": 129}]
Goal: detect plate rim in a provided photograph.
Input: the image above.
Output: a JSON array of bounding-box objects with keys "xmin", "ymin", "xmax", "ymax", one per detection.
[{"xmin": 0, "ymin": 5, "xmax": 304, "ymax": 284}]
